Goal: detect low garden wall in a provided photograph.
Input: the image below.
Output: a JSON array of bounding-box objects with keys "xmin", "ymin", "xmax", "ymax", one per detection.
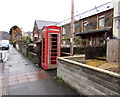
[
  {"xmin": 107, "ymin": 39, "xmax": 120, "ymax": 63},
  {"xmin": 28, "ymin": 52, "xmax": 39, "ymax": 64},
  {"xmin": 16, "ymin": 43, "xmax": 40, "ymax": 65},
  {"xmin": 16, "ymin": 43, "xmax": 28, "ymax": 56},
  {"xmin": 21, "ymin": 43, "xmax": 28, "ymax": 56},
  {"xmin": 57, "ymin": 56, "xmax": 120, "ymax": 95}
]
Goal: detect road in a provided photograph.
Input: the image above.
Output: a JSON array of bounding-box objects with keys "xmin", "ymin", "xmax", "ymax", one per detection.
[{"xmin": 0, "ymin": 48, "xmax": 9, "ymax": 96}]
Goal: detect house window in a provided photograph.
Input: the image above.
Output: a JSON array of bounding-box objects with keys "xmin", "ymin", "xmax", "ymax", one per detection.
[
  {"xmin": 99, "ymin": 15, "xmax": 105, "ymax": 28},
  {"xmin": 83, "ymin": 20, "xmax": 88, "ymax": 31}
]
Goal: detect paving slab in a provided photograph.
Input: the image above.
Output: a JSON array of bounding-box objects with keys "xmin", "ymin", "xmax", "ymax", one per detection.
[{"xmin": 9, "ymin": 78, "xmax": 79, "ymax": 95}]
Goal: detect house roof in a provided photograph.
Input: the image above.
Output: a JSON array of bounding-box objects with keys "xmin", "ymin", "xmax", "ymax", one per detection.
[
  {"xmin": 35, "ymin": 20, "xmax": 59, "ymax": 30},
  {"xmin": 57, "ymin": 1, "xmax": 113, "ymax": 26},
  {"xmin": 75, "ymin": 27, "xmax": 112, "ymax": 36},
  {"xmin": 25, "ymin": 31, "xmax": 32, "ymax": 35}
]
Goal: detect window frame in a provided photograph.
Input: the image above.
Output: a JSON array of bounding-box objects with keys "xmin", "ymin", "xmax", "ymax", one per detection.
[
  {"xmin": 83, "ymin": 20, "xmax": 88, "ymax": 31},
  {"xmin": 98, "ymin": 14, "xmax": 105, "ymax": 28}
]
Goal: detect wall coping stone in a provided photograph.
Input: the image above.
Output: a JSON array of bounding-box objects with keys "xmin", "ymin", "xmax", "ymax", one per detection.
[{"xmin": 57, "ymin": 56, "xmax": 120, "ymax": 78}]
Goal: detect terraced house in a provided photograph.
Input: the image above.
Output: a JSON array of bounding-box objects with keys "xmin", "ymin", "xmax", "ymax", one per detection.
[{"xmin": 60, "ymin": 1, "xmax": 114, "ymax": 48}]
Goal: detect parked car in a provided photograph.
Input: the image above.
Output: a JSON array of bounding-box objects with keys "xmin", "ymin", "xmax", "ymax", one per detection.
[
  {"xmin": 0, "ymin": 40, "xmax": 10, "ymax": 50},
  {"xmin": 1, "ymin": 43, "xmax": 9, "ymax": 50}
]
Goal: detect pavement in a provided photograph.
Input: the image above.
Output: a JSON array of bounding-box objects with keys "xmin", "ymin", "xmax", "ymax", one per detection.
[
  {"xmin": 0, "ymin": 63, "xmax": 2, "ymax": 96},
  {"xmin": 1, "ymin": 45, "xmax": 80, "ymax": 96}
]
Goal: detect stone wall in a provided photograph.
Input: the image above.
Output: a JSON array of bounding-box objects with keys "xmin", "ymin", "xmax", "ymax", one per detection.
[
  {"xmin": 57, "ymin": 57, "xmax": 120, "ymax": 95},
  {"xmin": 17, "ymin": 42, "xmax": 28, "ymax": 55},
  {"xmin": 16, "ymin": 43, "xmax": 40, "ymax": 65},
  {"xmin": 27, "ymin": 44, "xmax": 35, "ymax": 53},
  {"xmin": 107, "ymin": 39, "xmax": 120, "ymax": 64},
  {"xmin": 21, "ymin": 43, "xmax": 28, "ymax": 56},
  {"xmin": 28, "ymin": 52, "xmax": 39, "ymax": 64},
  {"xmin": 34, "ymin": 43, "xmax": 41, "ymax": 65}
]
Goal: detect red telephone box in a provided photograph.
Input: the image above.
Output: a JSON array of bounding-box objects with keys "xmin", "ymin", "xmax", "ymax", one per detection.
[{"xmin": 41, "ymin": 25, "xmax": 62, "ymax": 70}]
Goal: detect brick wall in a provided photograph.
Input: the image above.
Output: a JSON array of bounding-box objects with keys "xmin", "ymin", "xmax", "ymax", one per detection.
[
  {"xmin": 83, "ymin": 15, "xmax": 97, "ymax": 31},
  {"xmin": 28, "ymin": 52, "xmax": 39, "ymax": 64},
  {"xmin": 62, "ymin": 9, "xmax": 113, "ymax": 38},
  {"xmin": 75, "ymin": 21, "xmax": 82, "ymax": 33},
  {"xmin": 57, "ymin": 57, "xmax": 120, "ymax": 95},
  {"xmin": 33, "ymin": 23, "xmax": 39, "ymax": 43},
  {"xmin": 62, "ymin": 24, "xmax": 71, "ymax": 38},
  {"xmin": 105, "ymin": 9, "xmax": 113, "ymax": 27},
  {"xmin": 17, "ymin": 43, "xmax": 40, "ymax": 65}
]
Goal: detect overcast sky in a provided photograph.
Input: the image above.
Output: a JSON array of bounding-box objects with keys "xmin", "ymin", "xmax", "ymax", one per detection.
[{"xmin": 0, "ymin": 0, "xmax": 112, "ymax": 32}]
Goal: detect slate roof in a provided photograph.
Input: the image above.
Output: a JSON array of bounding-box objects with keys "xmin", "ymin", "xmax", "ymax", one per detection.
[
  {"xmin": 25, "ymin": 31, "xmax": 32, "ymax": 35},
  {"xmin": 35, "ymin": 20, "xmax": 59, "ymax": 30},
  {"xmin": 57, "ymin": 1, "xmax": 113, "ymax": 26}
]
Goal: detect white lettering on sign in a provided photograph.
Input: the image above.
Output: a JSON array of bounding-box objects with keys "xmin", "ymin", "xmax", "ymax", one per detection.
[
  {"xmin": 49, "ymin": 29, "xmax": 59, "ymax": 31},
  {"xmin": 43, "ymin": 29, "xmax": 46, "ymax": 32}
]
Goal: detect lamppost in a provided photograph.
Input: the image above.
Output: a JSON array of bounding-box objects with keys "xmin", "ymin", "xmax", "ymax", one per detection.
[{"xmin": 70, "ymin": 0, "xmax": 74, "ymax": 56}]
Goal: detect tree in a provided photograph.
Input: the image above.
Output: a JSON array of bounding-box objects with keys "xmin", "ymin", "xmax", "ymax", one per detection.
[
  {"xmin": 9, "ymin": 25, "xmax": 19, "ymax": 35},
  {"xmin": 9, "ymin": 25, "xmax": 22, "ymax": 43}
]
